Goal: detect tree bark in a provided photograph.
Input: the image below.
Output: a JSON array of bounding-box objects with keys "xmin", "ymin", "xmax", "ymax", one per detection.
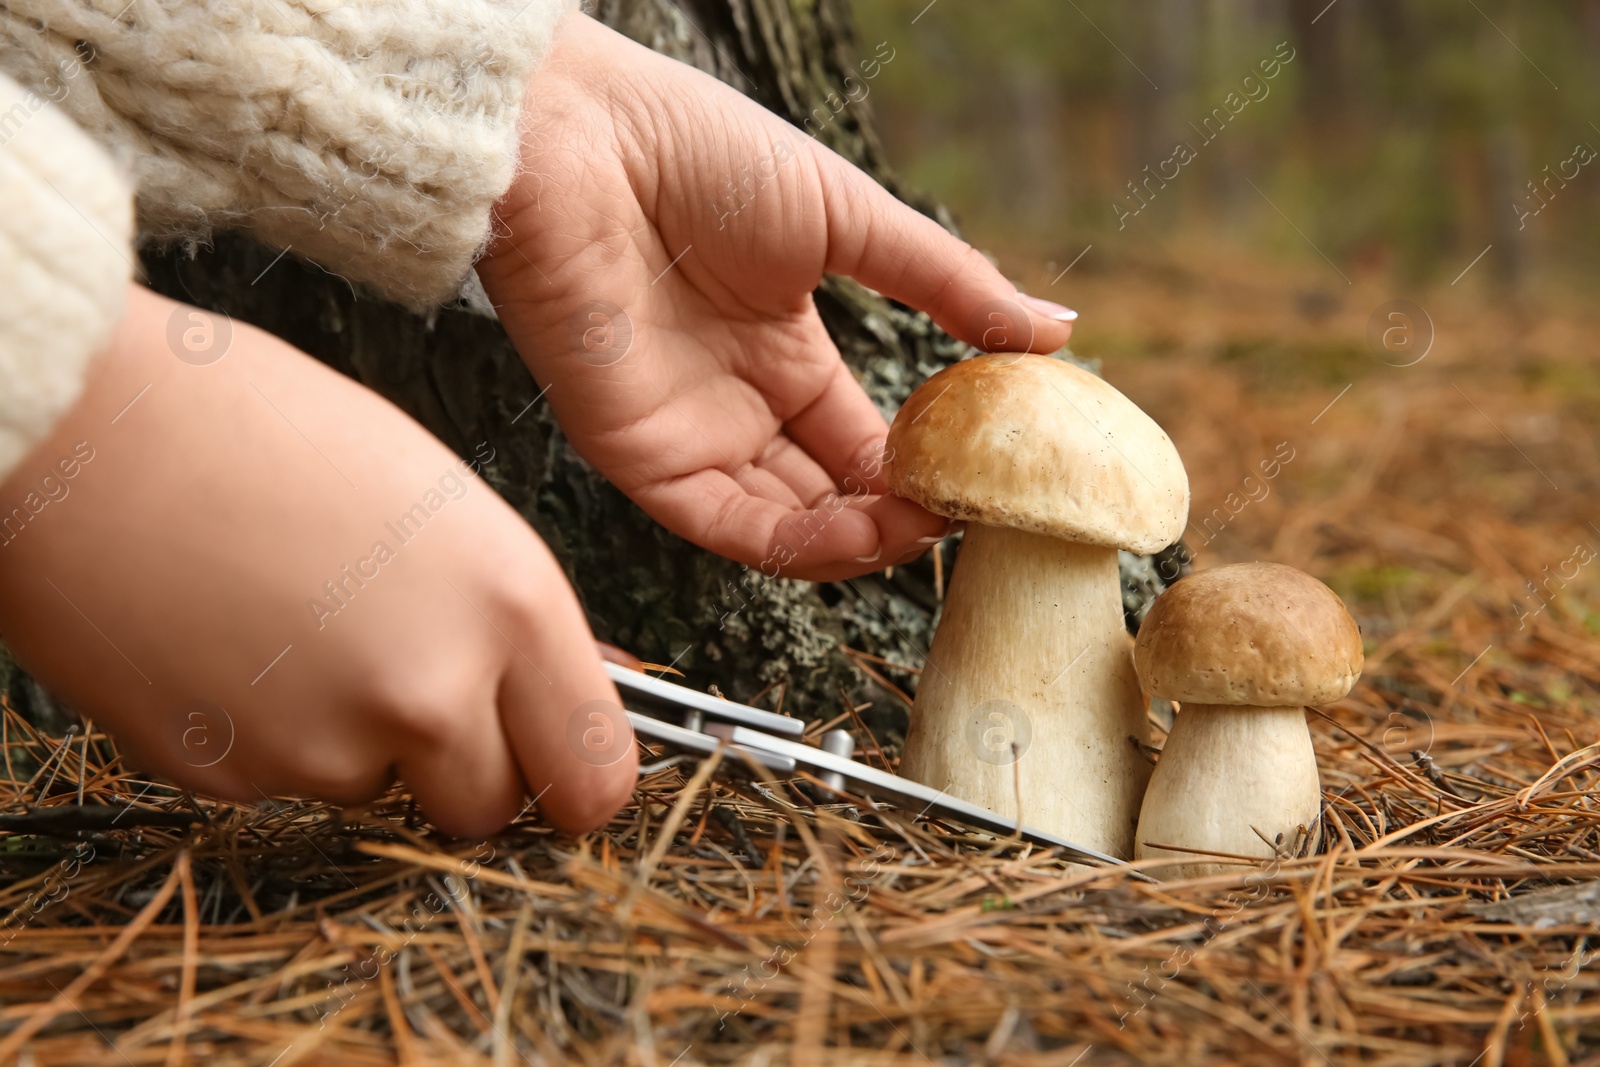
[{"xmin": 6, "ymin": 0, "xmax": 1184, "ymax": 740}]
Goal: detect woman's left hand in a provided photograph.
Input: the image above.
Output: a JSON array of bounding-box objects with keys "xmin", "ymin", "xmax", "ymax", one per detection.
[{"xmin": 478, "ymin": 12, "xmax": 1076, "ymax": 582}]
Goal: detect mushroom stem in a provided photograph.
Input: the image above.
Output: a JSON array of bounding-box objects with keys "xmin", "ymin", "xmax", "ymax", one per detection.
[
  {"xmin": 1135, "ymin": 703, "xmax": 1321, "ymax": 880},
  {"xmin": 899, "ymin": 523, "xmax": 1150, "ymax": 858}
]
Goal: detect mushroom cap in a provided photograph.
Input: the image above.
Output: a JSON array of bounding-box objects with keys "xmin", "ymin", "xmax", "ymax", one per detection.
[
  {"xmin": 1133, "ymin": 562, "xmax": 1364, "ymax": 706},
  {"xmin": 885, "ymin": 355, "xmax": 1189, "ymax": 552}
]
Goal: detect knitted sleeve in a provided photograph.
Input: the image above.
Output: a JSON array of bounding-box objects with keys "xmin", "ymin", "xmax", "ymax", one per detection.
[
  {"xmin": 0, "ymin": 70, "xmax": 132, "ymax": 482},
  {"xmin": 0, "ymin": 0, "xmax": 575, "ymax": 309}
]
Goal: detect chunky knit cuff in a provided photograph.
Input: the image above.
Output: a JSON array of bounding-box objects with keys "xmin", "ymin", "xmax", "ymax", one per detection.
[
  {"xmin": 0, "ymin": 0, "xmax": 575, "ymax": 309},
  {"xmin": 0, "ymin": 71, "xmax": 132, "ymax": 483}
]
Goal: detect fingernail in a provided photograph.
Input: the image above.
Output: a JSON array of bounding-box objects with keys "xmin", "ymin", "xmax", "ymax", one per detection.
[
  {"xmin": 854, "ymin": 548, "xmax": 883, "ymax": 563},
  {"xmin": 1017, "ymin": 293, "xmax": 1078, "ymax": 322},
  {"xmin": 917, "ymin": 534, "xmax": 946, "ymax": 544}
]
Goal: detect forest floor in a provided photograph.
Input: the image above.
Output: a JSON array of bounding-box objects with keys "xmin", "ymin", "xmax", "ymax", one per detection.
[{"xmin": 1, "ymin": 252, "xmax": 1598, "ymax": 1066}]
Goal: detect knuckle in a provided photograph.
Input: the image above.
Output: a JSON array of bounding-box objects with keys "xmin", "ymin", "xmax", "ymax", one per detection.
[
  {"xmin": 493, "ymin": 573, "xmax": 548, "ymax": 635},
  {"xmin": 368, "ymin": 665, "xmax": 476, "ymax": 748},
  {"xmin": 489, "ymin": 555, "xmax": 567, "ymax": 640}
]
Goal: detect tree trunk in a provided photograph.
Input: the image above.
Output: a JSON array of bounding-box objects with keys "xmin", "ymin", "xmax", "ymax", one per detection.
[{"xmin": 7, "ymin": 0, "xmax": 1184, "ymax": 741}]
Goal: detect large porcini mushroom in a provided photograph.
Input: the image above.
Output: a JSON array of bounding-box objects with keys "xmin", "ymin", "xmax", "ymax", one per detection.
[
  {"xmin": 1132, "ymin": 562, "xmax": 1363, "ymax": 879},
  {"xmin": 886, "ymin": 354, "xmax": 1189, "ymax": 857}
]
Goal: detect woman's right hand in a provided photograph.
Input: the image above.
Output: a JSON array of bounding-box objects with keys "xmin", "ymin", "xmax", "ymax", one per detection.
[{"xmin": 0, "ymin": 285, "xmax": 636, "ymax": 837}]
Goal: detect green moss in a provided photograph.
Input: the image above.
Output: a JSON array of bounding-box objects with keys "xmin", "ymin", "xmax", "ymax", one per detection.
[
  {"xmin": 1327, "ymin": 564, "xmax": 1430, "ymax": 607},
  {"xmin": 1215, "ymin": 338, "xmax": 1371, "ymax": 391}
]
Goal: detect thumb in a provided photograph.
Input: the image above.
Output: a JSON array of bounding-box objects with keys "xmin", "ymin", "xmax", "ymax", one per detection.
[{"xmin": 816, "ymin": 149, "xmax": 1076, "ymax": 352}]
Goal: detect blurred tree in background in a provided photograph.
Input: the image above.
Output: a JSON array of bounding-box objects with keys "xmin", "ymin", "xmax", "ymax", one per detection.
[{"xmin": 851, "ymin": 0, "xmax": 1600, "ymax": 299}]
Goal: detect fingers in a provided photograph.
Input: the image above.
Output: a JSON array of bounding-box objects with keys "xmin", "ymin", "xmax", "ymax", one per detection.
[
  {"xmin": 745, "ymin": 436, "xmax": 827, "ymax": 510},
  {"xmin": 783, "ymin": 359, "xmax": 896, "ymax": 496},
  {"xmin": 635, "ymin": 468, "xmax": 946, "ymax": 582},
  {"xmin": 805, "ymin": 495, "xmax": 949, "ymax": 581},
  {"xmin": 637, "ymin": 468, "xmax": 855, "ymax": 571},
  {"xmin": 815, "ymin": 150, "xmax": 1075, "ymax": 353},
  {"xmin": 398, "ymin": 716, "xmax": 529, "ymax": 839},
  {"xmin": 485, "ymin": 558, "xmax": 638, "ymax": 833},
  {"xmin": 498, "ymin": 653, "xmax": 638, "ymax": 832}
]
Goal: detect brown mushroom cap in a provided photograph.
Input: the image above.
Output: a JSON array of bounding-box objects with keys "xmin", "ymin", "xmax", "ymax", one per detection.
[
  {"xmin": 885, "ymin": 355, "xmax": 1189, "ymax": 553},
  {"xmin": 1134, "ymin": 562, "xmax": 1364, "ymax": 707}
]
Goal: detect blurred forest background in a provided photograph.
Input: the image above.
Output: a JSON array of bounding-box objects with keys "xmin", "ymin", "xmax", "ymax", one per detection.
[
  {"xmin": 851, "ymin": 0, "xmax": 1600, "ymax": 299},
  {"xmin": 846, "ymin": 0, "xmax": 1600, "ymax": 688}
]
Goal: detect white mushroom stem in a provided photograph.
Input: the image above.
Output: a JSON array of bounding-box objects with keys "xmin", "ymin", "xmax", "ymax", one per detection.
[
  {"xmin": 899, "ymin": 522, "xmax": 1150, "ymax": 858},
  {"xmin": 1135, "ymin": 703, "xmax": 1321, "ymax": 880}
]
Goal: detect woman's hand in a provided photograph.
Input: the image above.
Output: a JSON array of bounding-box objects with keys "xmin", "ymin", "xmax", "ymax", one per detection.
[
  {"xmin": 479, "ymin": 13, "xmax": 1075, "ymax": 582},
  {"xmin": 0, "ymin": 286, "xmax": 637, "ymax": 837}
]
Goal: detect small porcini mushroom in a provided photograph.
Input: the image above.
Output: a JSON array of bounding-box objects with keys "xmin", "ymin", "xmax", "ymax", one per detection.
[
  {"xmin": 886, "ymin": 354, "xmax": 1189, "ymax": 857},
  {"xmin": 1132, "ymin": 562, "xmax": 1364, "ymax": 879}
]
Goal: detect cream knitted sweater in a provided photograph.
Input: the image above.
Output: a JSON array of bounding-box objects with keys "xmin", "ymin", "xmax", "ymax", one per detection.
[{"xmin": 0, "ymin": 0, "xmax": 571, "ymax": 483}]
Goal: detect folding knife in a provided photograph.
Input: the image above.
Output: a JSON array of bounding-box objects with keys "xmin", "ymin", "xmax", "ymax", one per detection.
[{"xmin": 606, "ymin": 662, "xmax": 1129, "ymax": 870}]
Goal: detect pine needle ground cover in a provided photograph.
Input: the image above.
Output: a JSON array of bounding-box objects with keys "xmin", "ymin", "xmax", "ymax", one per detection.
[{"xmin": 1, "ymin": 263, "xmax": 1596, "ymax": 1066}]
